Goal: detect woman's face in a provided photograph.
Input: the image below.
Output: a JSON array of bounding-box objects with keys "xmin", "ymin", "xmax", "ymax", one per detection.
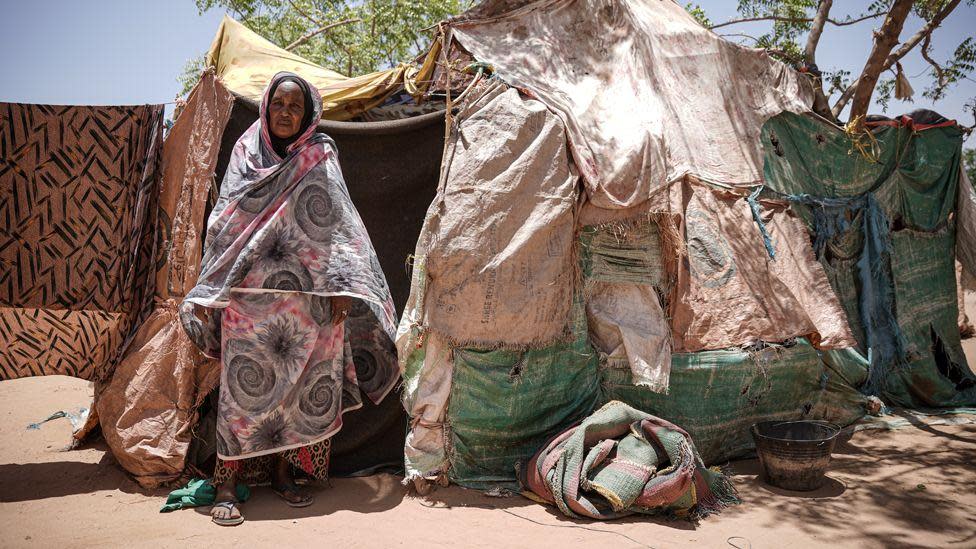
[{"xmin": 269, "ymin": 81, "xmax": 306, "ymax": 140}]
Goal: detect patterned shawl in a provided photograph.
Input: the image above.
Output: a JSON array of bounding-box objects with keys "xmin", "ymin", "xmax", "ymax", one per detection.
[{"xmin": 180, "ymin": 71, "xmax": 398, "ymax": 404}]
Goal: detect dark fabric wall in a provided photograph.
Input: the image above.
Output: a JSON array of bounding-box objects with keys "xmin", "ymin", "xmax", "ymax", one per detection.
[{"xmin": 215, "ymin": 96, "xmax": 444, "ymax": 313}]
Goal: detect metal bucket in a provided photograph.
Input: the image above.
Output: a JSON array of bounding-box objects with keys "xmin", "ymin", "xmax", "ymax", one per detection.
[{"xmin": 750, "ymin": 420, "xmax": 840, "ymax": 491}]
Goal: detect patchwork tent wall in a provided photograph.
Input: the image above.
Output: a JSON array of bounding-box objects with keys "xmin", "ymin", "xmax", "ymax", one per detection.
[
  {"xmin": 760, "ymin": 112, "xmax": 976, "ymax": 408},
  {"xmin": 398, "ymin": 0, "xmax": 975, "ymax": 490},
  {"xmin": 81, "ymin": 72, "xmax": 235, "ymax": 487},
  {"xmin": 1, "ymin": 103, "xmax": 164, "ymax": 381}
]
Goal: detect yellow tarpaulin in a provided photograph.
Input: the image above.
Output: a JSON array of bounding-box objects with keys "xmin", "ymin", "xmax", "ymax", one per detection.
[{"xmin": 206, "ymin": 15, "xmax": 439, "ymax": 121}]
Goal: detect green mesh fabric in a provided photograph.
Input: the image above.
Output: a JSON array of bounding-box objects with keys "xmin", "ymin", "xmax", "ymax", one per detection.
[
  {"xmin": 600, "ymin": 340, "xmax": 868, "ymax": 464},
  {"xmin": 885, "ymin": 227, "xmax": 976, "ymax": 406},
  {"xmin": 760, "ymin": 113, "xmax": 974, "ymax": 407},
  {"xmin": 447, "ymin": 301, "xmax": 600, "ymax": 489},
  {"xmin": 579, "ymin": 223, "xmax": 664, "ymax": 286}
]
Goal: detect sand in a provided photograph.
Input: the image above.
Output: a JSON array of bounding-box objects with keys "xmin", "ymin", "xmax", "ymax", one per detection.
[{"xmin": 2, "ymin": 297, "xmax": 976, "ymax": 548}]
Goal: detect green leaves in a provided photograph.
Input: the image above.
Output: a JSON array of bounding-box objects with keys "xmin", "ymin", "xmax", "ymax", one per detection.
[{"xmin": 196, "ymin": 0, "xmax": 466, "ymax": 77}]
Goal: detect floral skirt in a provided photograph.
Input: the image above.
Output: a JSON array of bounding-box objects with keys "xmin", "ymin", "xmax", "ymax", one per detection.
[{"xmin": 213, "ymin": 291, "xmax": 365, "ymax": 481}]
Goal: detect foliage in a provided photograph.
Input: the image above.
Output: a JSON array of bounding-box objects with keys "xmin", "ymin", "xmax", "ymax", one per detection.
[
  {"xmin": 178, "ymin": 53, "xmax": 208, "ymax": 98},
  {"xmin": 196, "ymin": 0, "xmax": 467, "ymax": 77},
  {"xmin": 684, "ymin": 3, "xmax": 712, "ymax": 27},
  {"xmin": 694, "ymin": 0, "xmax": 975, "ymax": 121},
  {"xmin": 179, "ymin": 0, "xmax": 467, "ymax": 97},
  {"xmin": 965, "ymin": 147, "xmax": 976, "ymax": 183}
]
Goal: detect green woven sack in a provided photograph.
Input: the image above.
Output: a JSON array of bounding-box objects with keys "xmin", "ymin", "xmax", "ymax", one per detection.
[
  {"xmin": 600, "ymin": 340, "xmax": 868, "ymax": 464},
  {"xmin": 447, "ymin": 303, "xmax": 600, "ymax": 489}
]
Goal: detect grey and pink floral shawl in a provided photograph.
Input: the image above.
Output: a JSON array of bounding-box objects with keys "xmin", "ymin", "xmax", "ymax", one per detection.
[{"xmin": 181, "ymin": 72, "xmax": 399, "ymax": 408}]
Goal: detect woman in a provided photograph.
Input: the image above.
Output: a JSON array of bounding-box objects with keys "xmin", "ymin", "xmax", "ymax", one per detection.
[{"xmin": 180, "ymin": 72, "xmax": 399, "ymax": 526}]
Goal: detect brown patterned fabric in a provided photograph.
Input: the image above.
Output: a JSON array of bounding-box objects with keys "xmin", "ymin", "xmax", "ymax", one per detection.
[
  {"xmin": 0, "ymin": 103, "xmax": 163, "ymax": 381},
  {"xmin": 89, "ymin": 72, "xmax": 233, "ymax": 488}
]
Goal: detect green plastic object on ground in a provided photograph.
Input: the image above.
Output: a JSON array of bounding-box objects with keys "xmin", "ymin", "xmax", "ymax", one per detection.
[{"xmin": 160, "ymin": 478, "xmax": 250, "ymax": 513}]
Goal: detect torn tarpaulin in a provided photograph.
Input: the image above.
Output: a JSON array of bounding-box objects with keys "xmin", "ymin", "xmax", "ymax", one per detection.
[{"xmin": 781, "ymin": 192, "xmax": 908, "ymax": 397}]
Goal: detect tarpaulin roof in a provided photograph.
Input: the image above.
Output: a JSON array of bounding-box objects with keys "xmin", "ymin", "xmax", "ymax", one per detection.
[
  {"xmin": 206, "ymin": 15, "xmax": 440, "ymax": 121},
  {"xmin": 447, "ymin": 0, "xmax": 813, "ymax": 209}
]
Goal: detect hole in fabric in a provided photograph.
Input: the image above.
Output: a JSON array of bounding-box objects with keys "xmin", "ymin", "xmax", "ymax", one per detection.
[
  {"xmin": 891, "ymin": 215, "xmax": 907, "ymax": 232},
  {"xmin": 769, "ymin": 133, "xmax": 784, "ymax": 157},
  {"xmin": 508, "ymin": 354, "xmax": 525, "ymax": 383},
  {"xmin": 931, "ymin": 327, "xmax": 976, "ymax": 391}
]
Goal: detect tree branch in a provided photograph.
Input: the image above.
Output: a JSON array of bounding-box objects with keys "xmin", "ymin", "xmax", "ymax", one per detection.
[
  {"xmin": 287, "ymin": 0, "xmax": 324, "ymax": 26},
  {"xmin": 831, "ymin": 0, "xmax": 962, "ymax": 118},
  {"xmin": 285, "ymin": 17, "xmax": 360, "ymax": 51},
  {"xmin": 708, "ymin": 11, "xmax": 883, "ymax": 31},
  {"xmin": 846, "ymin": 0, "xmax": 914, "ymax": 124},
  {"xmin": 804, "ymin": 0, "xmax": 832, "ymax": 62},
  {"xmin": 805, "ymin": 0, "xmax": 834, "ymax": 120},
  {"xmin": 718, "ymin": 33, "xmax": 763, "ymax": 43},
  {"xmin": 920, "ymin": 34, "xmax": 948, "ymax": 89}
]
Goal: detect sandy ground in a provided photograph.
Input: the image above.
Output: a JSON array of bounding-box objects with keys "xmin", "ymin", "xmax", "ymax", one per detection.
[{"xmin": 2, "ymin": 298, "xmax": 976, "ymax": 549}]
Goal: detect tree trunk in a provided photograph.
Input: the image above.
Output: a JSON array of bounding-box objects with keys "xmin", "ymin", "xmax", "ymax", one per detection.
[
  {"xmin": 805, "ymin": 0, "xmax": 834, "ymax": 121},
  {"xmin": 833, "ymin": 0, "xmax": 960, "ymax": 119},
  {"xmin": 846, "ymin": 0, "xmax": 914, "ymax": 124}
]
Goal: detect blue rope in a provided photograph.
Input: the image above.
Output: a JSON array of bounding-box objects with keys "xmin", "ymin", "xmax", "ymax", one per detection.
[
  {"xmin": 746, "ymin": 186, "xmax": 776, "ymax": 260},
  {"xmin": 784, "ymin": 192, "xmax": 907, "ymax": 398}
]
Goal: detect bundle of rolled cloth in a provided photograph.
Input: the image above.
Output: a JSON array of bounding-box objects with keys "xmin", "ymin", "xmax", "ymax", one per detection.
[{"xmin": 519, "ymin": 401, "xmax": 739, "ymax": 520}]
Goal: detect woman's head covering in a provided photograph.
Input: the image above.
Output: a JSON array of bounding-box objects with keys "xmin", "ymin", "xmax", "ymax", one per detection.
[{"xmin": 259, "ymin": 71, "xmax": 323, "ymax": 160}]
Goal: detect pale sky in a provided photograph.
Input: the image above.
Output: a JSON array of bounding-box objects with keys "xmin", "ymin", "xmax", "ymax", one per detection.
[{"xmin": 0, "ymin": 1, "xmax": 973, "ymax": 142}]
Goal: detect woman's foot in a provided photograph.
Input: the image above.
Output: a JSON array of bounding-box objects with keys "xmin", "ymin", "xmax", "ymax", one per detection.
[
  {"xmin": 271, "ymin": 455, "xmax": 314, "ymax": 508},
  {"xmin": 211, "ymin": 477, "xmax": 244, "ymax": 526},
  {"xmin": 211, "ymin": 501, "xmax": 244, "ymax": 526}
]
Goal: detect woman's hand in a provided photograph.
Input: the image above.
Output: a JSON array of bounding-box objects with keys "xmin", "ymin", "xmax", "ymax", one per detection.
[{"xmin": 331, "ymin": 296, "xmax": 352, "ymax": 325}]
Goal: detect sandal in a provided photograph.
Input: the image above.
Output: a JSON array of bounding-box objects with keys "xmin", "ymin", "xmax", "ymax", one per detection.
[
  {"xmin": 211, "ymin": 501, "xmax": 244, "ymax": 526},
  {"xmin": 272, "ymin": 483, "xmax": 314, "ymax": 508}
]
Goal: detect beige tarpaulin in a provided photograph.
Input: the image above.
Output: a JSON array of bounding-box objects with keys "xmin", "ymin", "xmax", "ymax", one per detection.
[
  {"xmin": 669, "ymin": 179, "xmax": 856, "ymax": 352},
  {"xmin": 88, "ymin": 72, "xmax": 233, "ymax": 487},
  {"xmin": 207, "ymin": 15, "xmax": 440, "ymax": 121},
  {"xmin": 402, "ymin": 332, "xmax": 453, "ymax": 482},
  {"xmin": 586, "ymin": 280, "xmax": 671, "ymax": 393},
  {"xmin": 956, "ymin": 169, "xmax": 976, "ymax": 336},
  {"xmin": 956, "ymin": 169, "xmax": 976, "ymax": 279},
  {"xmin": 449, "ymin": 0, "xmax": 812, "ymax": 209},
  {"xmin": 422, "ymin": 83, "xmax": 578, "ymax": 348}
]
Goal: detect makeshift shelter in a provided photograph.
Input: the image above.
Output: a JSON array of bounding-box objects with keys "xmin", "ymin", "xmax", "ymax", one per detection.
[
  {"xmin": 3, "ymin": 0, "xmax": 974, "ymax": 496},
  {"xmin": 397, "ymin": 0, "xmax": 976, "ymax": 490}
]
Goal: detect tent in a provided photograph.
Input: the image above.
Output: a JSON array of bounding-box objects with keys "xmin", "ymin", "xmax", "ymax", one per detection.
[
  {"xmin": 1, "ymin": 103, "xmax": 163, "ymax": 382},
  {"xmin": 397, "ymin": 0, "xmax": 976, "ymax": 490}
]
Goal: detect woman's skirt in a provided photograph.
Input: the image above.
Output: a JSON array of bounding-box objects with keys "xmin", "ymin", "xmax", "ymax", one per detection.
[{"xmin": 213, "ymin": 290, "xmax": 364, "ymax": 483}]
